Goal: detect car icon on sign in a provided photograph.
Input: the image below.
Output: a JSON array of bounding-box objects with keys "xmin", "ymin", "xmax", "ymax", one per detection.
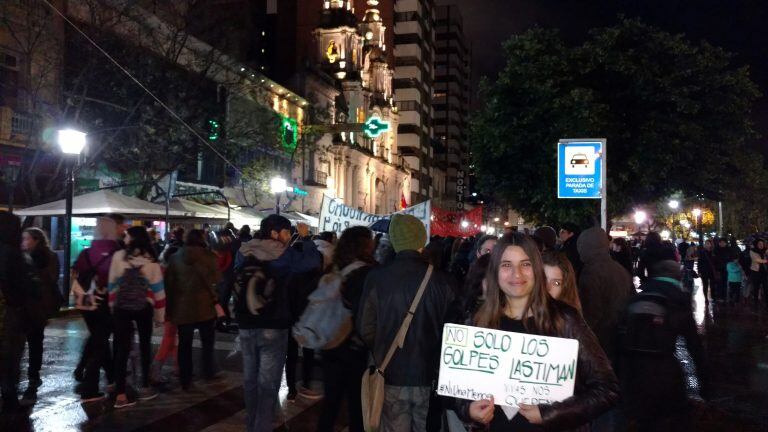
[{"xmin": 570, "ymin": 153, "xmax": 589, "ymax": 168}]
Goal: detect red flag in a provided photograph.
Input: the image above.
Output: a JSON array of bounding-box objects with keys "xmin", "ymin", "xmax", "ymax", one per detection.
[
  {"xmin": 430, "ymin": 206, "xmax": 483, "ymax": 237},
  {"xmin": 400, "ymin": 192, "xmax": 408, "ymax": 210}
]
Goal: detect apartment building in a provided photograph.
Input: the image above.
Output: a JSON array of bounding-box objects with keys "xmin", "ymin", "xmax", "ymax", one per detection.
[{"xmin": 434, "ymin": 4, "xmax": 471, "ymax": 211}]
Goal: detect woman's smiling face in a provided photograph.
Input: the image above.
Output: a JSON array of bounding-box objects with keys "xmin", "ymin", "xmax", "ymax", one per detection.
[{"xmin": 498, "ymin": 245, "xmax": 535, "ymax": 301}]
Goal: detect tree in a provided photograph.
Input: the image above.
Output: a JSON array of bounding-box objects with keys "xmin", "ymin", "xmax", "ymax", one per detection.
[
  {"xmin": 470, "ymin": 19, "xmax": 762, "ymax": 226},
  {"xmin": 3, "ymin": 0, "xmax": 288, "ymax": 205}
]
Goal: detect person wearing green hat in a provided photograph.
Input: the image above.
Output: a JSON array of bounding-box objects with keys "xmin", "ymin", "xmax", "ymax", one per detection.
[{"xmin": 358, "ymin": 213, "xmax": 460, "ymax": 432}]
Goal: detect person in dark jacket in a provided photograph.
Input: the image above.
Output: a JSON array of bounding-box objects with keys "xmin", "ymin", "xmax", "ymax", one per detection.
[
  {"xmin": 619, "ymin": 244, "xmax": 709, "ymax": 431},
  {"xmin": 285, "ymin": 239, "xmax": 324, "ymax": 401},
  {"xmin": 164, "ymin": 229, "xmax": 221, "ymax": 390},
  {"xmin": 712, "ymin": 237, "xmax": 733, "ymax": 301},
  {"xmin": 19, "ymin": 227, "xmax": 60, "ymax": 402},
  {"xmin": 635, "ymin": 232, "xmax": 663, "ymax": 282},
  {"xmin": 610, "ymin": 237, "xmax": 633, "ymax": 276},
  {"xmin": 462, "ymin": 232, "xmax": 619, "ymax": 431},
  {"xmin": 698, "ymin": 240, "xmax": 716, "ymax": 302},
  {"xmin": 534, "ymin": 226, "xmax": 558, "ymax": 252},
  {"xmin": 577, "ymin": 227, "xmax": 635, "ymax": 365},
  {"xmin": 317, "ymin": 226, "xmax": 377, "ymax": 432},
  {"xmin": 357, "ymin": 214, "xmax": 459, "ymax": 432},
  {"xmin": 558, "ymin": 223, "xmax": 582, "ymax": 277},
  {"xmin": 234, "ymin": 216, "xmax": 321, "ymax": 432},
  {"xmin": 0, "ymin": 211, "xmax": 33, "ymax": 413}
]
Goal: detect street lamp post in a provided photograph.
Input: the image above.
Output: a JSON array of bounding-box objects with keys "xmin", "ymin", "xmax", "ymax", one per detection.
[
  {"xmin": 58, "ymin": 129, "xmax": 86, "ymax": 306},
  {"xmin": 270, "ymin": 177, "xmax": 287, "ymax": 215},
  {"xmin": 692, "ymin": 208, "xmax": 703, "ymax": 247},
  {"xmin": 634, "ymin": 210, "xmax": 648, "ymax": 233}
]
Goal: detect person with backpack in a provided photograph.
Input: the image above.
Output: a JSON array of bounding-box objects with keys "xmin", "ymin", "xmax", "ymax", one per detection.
[
  {"xmin": 293, "ymin": 226, "xmax": 376, "ymax": 432},
  {"xmin": 618, "ymin": 243, "xmax": 709, "ymax": 431},
  {"xmin": 357, "ymin": 214, "xmax": 459, "ymax": 432},
  {"xmin": 18, "ymin": 227, "xmax": 61, "ymax": 403},
  {"xmin": 234, "ymin": 215, "xmax": 321, "ymax": 432},
  {"xmin": 108, "ymin": 226, "xmax": 166, "ymax": 408},
  {"xmin": 285, "ymin": 236, "xmax": 324, "ymax": 401},
  {"xmin": 71, "ymin": 216, "xmax": 122, "ymax": 402},
  {"xmin": 164, "ymin": 229, "xmax": 221, "ymax": 391}
]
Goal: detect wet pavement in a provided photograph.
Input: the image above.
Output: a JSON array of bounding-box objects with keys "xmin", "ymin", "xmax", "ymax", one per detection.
[{"xmin": 1, "ymin": 277, "xmax": 767, "ymax": 431}]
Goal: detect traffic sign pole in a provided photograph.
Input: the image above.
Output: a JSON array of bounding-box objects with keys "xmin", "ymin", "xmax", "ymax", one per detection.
[{"xmin": 601, "ymin": 142, "xmax": 607, "ymax": 231}]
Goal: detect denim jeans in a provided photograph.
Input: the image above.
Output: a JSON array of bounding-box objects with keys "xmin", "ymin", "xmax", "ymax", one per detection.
[
  {"xmin": 239, "ymin": 328, "xmax": 289, "ymax": 432},
  {"xmin": 381, "ymin": 385, "xmax": 432, "ymax": 432}
]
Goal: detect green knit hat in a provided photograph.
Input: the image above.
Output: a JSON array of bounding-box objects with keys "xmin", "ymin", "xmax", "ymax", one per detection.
[{"xmin": 389, "ymin": 213, "xmax": 427, "ymax": 253}]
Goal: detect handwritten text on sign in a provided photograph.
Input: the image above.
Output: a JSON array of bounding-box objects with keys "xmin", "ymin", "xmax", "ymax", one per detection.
[{"xmin": 436, "ymin": 324, "xmax": 579, "ymax": 407}]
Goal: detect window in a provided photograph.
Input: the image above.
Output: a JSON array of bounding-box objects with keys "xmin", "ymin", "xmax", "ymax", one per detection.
[{"xmin": 0, "ymin": 50, "xmax": 19, "ymax": 108}]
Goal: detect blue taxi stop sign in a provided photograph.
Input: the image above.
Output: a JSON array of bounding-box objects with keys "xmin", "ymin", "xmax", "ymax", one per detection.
[{"xmin": 557, "ymin": 139, "xmax": 605, "ymax": 199}]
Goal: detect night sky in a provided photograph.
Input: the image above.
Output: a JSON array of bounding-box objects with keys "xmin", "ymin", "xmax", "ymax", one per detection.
[{"xmin": 442, "ymin": 0, "xmax": 768, "ymax": 140}]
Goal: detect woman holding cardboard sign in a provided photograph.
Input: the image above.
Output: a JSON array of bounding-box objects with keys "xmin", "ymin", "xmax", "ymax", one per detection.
[{"xmin": 461, "ymin": 232, "xmax": 619, "ymax": 431}]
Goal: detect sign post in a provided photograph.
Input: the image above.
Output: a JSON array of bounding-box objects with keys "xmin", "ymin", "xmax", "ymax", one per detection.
[{"xmin": 557, "ymin": 139, "xmax": 607, "ymax": 231}]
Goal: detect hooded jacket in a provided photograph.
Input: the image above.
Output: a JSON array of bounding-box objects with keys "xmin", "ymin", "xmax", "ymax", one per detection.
[
  {"xmin": 234, "ymin": 237, "xmax": 322, "ymax": 329},
  {"xmin": 165, "ymin": 246, "xmax": 221, "ymax": 325},
  {"xmin": 577, "ymin": 227, "xmax": 634, "ymax": 363}
]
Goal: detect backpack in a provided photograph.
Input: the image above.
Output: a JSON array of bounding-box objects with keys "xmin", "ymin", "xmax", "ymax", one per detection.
[
  {"xmin": 292, "ymin": 261, "xmax": 366, "ymax": 350},
  {"xmin": 115, "ymin": 265, "xmax": 150, "ymax": 311},
  {"xmin": 619, "ymin": 291, "xmax": 676, "ymax": 355},
  {"xmin": 234, "ymin": 256, "xmax": 280, "ymax": 317}
]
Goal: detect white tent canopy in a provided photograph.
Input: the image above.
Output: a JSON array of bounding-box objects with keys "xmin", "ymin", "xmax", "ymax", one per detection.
[
  {"xmin": 15, "ymin": 190, "xmax": 180, "ymax": 217},
  {"xmin": 169, "ymin": 198, "xmax": 229, "ymax": 219}
]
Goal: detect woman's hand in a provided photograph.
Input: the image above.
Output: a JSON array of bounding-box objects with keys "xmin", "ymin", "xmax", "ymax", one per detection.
[
  {"xmin": 469, "ymin": 397, "xmax": 495, "ymax": 424},
  {"xmin": 518, "ymin": 403, "xmax": 543, "ymax": 424}
]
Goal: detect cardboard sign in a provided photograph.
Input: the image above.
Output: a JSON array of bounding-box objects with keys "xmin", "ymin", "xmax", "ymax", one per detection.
[
  {"xmin": 318, "ymin": 195, "xmax": 431, "ymax": 237},
  {"xmin": 436, "ymin": 324, "xmax": 579, "ymax": 408}
]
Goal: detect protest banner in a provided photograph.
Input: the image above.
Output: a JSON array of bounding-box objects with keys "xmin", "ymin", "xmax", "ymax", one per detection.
[
  {"xmin": 431, "ymin": 206, "xmax": 483, "ymax": 237},
  {"xmin": 436, "ymin": 324, "xmax": 579, "ymax": 408},
  {"xmin": 318, "ymin": 195, "xmax": 431, "ymax": 236}
]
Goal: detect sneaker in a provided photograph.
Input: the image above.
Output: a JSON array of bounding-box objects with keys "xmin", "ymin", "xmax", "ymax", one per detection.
[
  {"xmin": 298, "ymin": 385, "xmax": 323, "ymax": 400},
  {"xmin": 81, "ymin": 392, "xmax": 106, "ymax": 403},
  {"xmin": 113, "ymin": 396, "xmax": 136, "ymax": 409},
  {"xmin": 137, "ymin": 387, "xmax": 159, "ymax": 401}
]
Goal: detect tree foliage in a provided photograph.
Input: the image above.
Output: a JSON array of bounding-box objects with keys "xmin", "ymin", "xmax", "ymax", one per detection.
[{"xmin": 470, "ymin": 19, "xmax": 762, "ymax": 226}]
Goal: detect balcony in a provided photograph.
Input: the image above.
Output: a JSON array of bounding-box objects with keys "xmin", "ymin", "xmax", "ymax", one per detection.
[
  {"xmin": 0, "ymin": 107, "xmax": 34, "ymax": 144},
  {"xmin": 305, "ymin": 170, "xmax": 327, "ymax": 187}
]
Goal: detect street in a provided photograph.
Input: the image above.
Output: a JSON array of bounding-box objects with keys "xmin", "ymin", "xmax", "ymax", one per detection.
[{"xmin": 0, "ymin": 277, "xmax": 766, "ymax": 432}]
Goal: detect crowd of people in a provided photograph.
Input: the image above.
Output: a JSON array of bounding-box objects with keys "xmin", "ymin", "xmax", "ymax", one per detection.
[{"xmin": 2, "ymin": 209, "xmax": 763, "ymax": 431}]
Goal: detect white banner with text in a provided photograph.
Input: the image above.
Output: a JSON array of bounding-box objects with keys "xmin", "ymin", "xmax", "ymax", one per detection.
[
  {"xmin": 318, "ymin": 196, "xmax": 431, "ymax": 238},
  {"xmin": 436, "ymin": 324, "xmax": 579, "ymax": 408}
]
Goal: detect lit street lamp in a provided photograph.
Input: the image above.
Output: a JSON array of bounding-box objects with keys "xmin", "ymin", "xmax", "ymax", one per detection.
[
  {"xmin": 692, "ymin": 208, "xmax": 703, "ymax": 246},
  {"xmin": 58, "ymin": 128, "xmax": 86, "ymax": 306},
  {"xmin": 270, "ymin": 177, "xmax": 287, "ymax": 215},
  {"xmin": 668, "ymin": 200, "xmax": 679, "ymax": 210}
]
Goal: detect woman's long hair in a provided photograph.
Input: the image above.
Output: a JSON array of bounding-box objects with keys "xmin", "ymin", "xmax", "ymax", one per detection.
[
  {"xmin": 126, "ymin": 226, "xmax": 157, "ymax": 260},
  {"xmin": 23, "ymin": 227, "xmax": 50, "ymax": 251},
  {"xmin": 474, "ymin": 232, "xmax": 563, "ymax": 335},
  {"xmin": 542, "ymin": 250, "xmax": 582, "ymax": 313},
  {"xmin": 333, "ymin": 226, "xmax": 375, "ymax": 269}
]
